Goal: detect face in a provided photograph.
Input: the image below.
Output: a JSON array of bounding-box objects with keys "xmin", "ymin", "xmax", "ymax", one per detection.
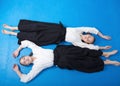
[
  {"xmin": 82, "ymin": 34, "xmax": 94, "ymax": 44},
  {"xmin": 20, "ymin": 56, "xmax": 33, "ymax": 66}
]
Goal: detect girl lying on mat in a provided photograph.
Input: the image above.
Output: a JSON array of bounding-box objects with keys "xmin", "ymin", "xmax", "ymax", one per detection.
[
  {"xmin": 2, "ymin": 19, "xmax": 111, "ymax": 50},
  {"xmin": 12, "ymin": 40, "xmax": 119, "ymax": 83}
]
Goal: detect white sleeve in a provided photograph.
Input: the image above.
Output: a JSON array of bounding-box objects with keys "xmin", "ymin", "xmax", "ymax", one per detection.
[
  {"xmin": 76, "ymin": 27, "xmax": 99, "ymax": 35},
  {"xmin": 20, "ymin": 40, "xmax": 43, "ymax": 53},
  {"xmin": 72, "ymin": 41, "xmax": 99, "ymax": 50},
  {"xmin": 20, "ymin": 61, "xmax": 52, "ymax": 83}
]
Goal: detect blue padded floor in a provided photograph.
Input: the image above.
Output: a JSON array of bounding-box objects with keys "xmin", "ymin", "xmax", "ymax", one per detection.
[{"xmin": 0, "ymin": 0, "xmax": 120, "ymax": 86}]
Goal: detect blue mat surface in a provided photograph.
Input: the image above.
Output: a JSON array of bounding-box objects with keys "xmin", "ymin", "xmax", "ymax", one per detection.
[{"xmin": 0, "ymin": 0, "xmax": 120, "ymax": 86}]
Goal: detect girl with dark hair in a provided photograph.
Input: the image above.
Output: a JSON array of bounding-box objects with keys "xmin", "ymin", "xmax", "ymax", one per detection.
[
  {"xmin": 2, "ymin": 19, "xmax": 111, "ymax": 50},
  {"xmin": 12, "ymin": 40, "xmax": 119, "ymax": 83}
]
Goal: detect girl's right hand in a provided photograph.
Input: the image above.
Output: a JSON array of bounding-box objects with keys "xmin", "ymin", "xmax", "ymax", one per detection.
[
  {"xmin": 13, "ymin": 64, "xmax": 19, "ymax": 72},
  {"xmin": 13, "ymin": 50, "xmax": 19, "ymax": 58}
]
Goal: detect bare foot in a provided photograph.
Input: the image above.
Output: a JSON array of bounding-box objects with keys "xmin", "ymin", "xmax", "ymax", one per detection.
[
  {"xmin": 114, "ymin": 62, "xmax": 120, "ymax": 66},
  {"xmin": 1, "ymin": 30, "xmax": 11, "ymax": 34},
  {"xmin": 2, "ymin": 30, "xmax": 17, "ymax": 36},
  {"xmin": 106, "ymin": 60, "xmax": 120, "ymax": 66},
  {"xmin": 3, "ymin": 24, "xmax": 18, "ymax": 30},
  {"xmin": 3, "ymin": 24, "xmax": 11, "ymax": 29},
  {"xmin": 104, "ymin": 50, "xmax": 118, "ymax": 58}
]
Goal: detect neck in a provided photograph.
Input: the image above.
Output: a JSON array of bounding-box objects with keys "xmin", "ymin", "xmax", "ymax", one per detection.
[
  {"xmin": 31, "ymin": 56, "xmax": 36, "ymax": 62},
  {"xmin": 80, "ymin": 34, "xmax": 83, "ymax": 40}
]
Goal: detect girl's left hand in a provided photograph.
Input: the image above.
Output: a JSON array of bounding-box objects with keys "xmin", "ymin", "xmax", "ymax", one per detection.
[{"xmin": 103, "ymin": 35, "xmax": 111, "ymax": 40}]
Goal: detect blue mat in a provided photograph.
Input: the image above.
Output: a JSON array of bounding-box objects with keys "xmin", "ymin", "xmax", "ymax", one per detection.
[{"xmin": 0, "ymin": 0, "xmax": 120, "ymax": 86}]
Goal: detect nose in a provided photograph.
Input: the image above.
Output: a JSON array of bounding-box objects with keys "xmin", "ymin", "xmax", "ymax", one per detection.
[
  {"xmin": 24, "ymin": 57, "xmax": 28, "ymax": 61},
  {"xmin": 84, "ymin": 36, "xmax": 88, "ymax": 39},
  {"xmin": 26, "ymin": 58, "xmax": 29, "ymax": 62}
]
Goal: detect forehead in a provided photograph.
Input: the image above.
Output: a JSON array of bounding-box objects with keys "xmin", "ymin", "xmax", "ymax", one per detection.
[
  {"xmin": 23, "ymin": 56, "xmax": 29, "ymax": 58},
  {"xmin": 86, "ymin": 34, "xmax": 91, "ymax": 36},
  {"xmin": 87, "ymin": 34, "xmax": 94, "ymax": 38}
]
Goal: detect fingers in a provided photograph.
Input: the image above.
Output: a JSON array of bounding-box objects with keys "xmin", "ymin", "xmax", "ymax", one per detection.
[
  {"xmin": 106, "ymin": 46, "xmax": 111, "ymax": 49},
  {"xmin": 13, "ymin": 64, "xmax": 17, "ymax": 69},
  {"xmin": 106, "ymin": 36, "xmax": 111, "ymax": 40},
  {"xmin": 104, "ymin": 46, "xmax": 111, "ymax": 50},
  {"xmin": 12, "ymin": 50, "xmax": 19, "ymax": 58},
  {"xmin": 13, "ymin": 53, "xmax": 17, "ymax": 58},
  {"xmin": 13, "ymin": 64, "xmax": 19, "ymax": 72},
  {"xmin": 104, "ymin": 36, "xmax": 111, "ymax": 40}
]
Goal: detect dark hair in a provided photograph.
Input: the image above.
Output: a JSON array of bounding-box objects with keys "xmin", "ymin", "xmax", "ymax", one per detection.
[{"xmin": 29, "ymin": 52, "xmax": 33, "ymax": 56}]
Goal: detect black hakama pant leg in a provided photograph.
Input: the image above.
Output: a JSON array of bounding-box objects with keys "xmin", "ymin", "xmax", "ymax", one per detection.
[
  {"xmin": 18, "ymin": 19, "xmax": 65, "ymax": 32},
  {"xmin": 17, "ymin": 20, "xmax": 66, "ymax": 45},
  {"xmin": 54, "ymin": 45, "xmax": 104, "ymax": 73}
]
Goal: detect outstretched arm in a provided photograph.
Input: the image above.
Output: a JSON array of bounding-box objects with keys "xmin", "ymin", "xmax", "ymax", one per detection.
[
  {"xmin": 99, "ymin": 45, "xmax": 111, "ymax": 50},
  {"xmin": 13, "ymin": 45, "xmax": 23, "ymax": 58},
  {"xmin": 97, "ymin": 32, "xmax": 111, "ymax": 40},
  {"xmin": 13, "ymin": 40, "xmax": 43, "ymax": 58},
  {"xmin": 13, "ymin": 61, "xmax": 53, "ymax": 83},
  {"xmin": 73, "ymin": 41, "xmax": 111, "ymax": 50},
  {"xmin": 13, "ymin": 64, "xmax": 22, "ymax": 78},
  {"xmin": 73, "ymin": 41, "xmax": 99, "ymax": 50},
  {"xmin": 76, "ymin": 27, "xmax": 111, "ymax": 40}
]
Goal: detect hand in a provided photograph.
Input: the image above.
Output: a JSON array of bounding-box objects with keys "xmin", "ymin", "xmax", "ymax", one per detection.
[
  {"xmin": 104, "ymin": 46, "xmax": 111, "ymax": 50},
  {"xmin": 102, "ymin": 35, "xmax": 111, "ymax": 40},
  {"xmin": 13, "ymin": 50, "xmax": 19, "ymax": 58},
  {"xmin": 13, "ymin": 64, "xmax": 19, "ymax": 72}
]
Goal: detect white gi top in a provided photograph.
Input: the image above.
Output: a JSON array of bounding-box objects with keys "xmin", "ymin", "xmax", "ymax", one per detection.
[
  {"xmin": 20, "ymin": 40, "xmax": 54, "ymax": 83},
  {"xmin": 65, "ymin": 27, "xmax": 99, "ymax": 50}
]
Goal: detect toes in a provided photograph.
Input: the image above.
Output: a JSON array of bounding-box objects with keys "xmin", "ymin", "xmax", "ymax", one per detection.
[
  {"xmin": 3, "ymin": 24, "xmax": 7, "ymax": 27},
  {"xmin": 114, "ymin": 50, "xmax": 118, "ymax": 52},
  {"xmin": 1, "ymin": 30, "xmax": 5, "ymax": 33},
  {"xmin": 3, "ymin": 24, "xmax": 9, "ymax": 28},
  {"xmin": 115, "ymin": 63, "xmax": 120, "ymax": 66},
  {"xmin": 113, "ymin": 50, "xmax": 118, "ymax": 54},
  {"xmin": 1, "ymin": 30, "xmax": 8, "ymax": 34}
]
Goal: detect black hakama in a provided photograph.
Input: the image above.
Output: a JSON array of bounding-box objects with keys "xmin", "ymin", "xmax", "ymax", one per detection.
[
  {"xmin": 54, "ymin": 45, "xmax": 104, "ymax": 73},
  {"xmin": 17, "ymin": 20, "xmax": 66, "ymax": 46}
]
